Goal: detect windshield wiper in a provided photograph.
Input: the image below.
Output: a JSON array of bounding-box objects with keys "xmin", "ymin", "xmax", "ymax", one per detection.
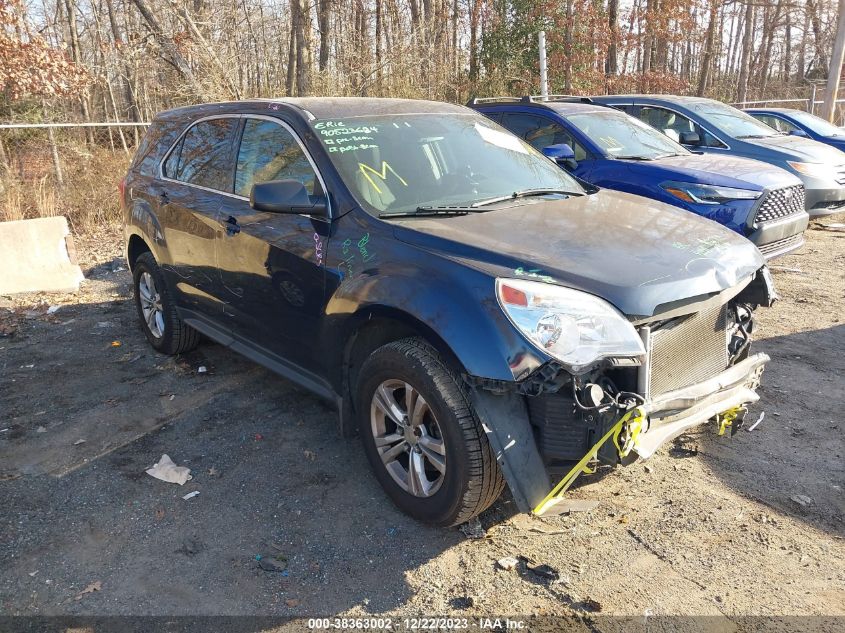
[
  {"xmin": 472, "ymin": 188, "xmax": 584, "ymax": 208},
  {"xmin": 736, "ymin": 134, "xmax": 774, "ymax": 139},
  {"xmin": 379, "ymin": 206, "xmax": 487, "ymax": 218},
  {"xmin": 615, "ymin": 155, "xmax": 655, "ymax": 161}
]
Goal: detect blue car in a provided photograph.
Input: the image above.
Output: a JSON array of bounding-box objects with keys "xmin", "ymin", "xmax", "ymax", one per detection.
[
  {"xmin": 591, "ymin": 95, "xmax": 845, "ymax": 216},
  {"xmin": 470, "ymin": 97, "xmax": 808, "ymax": 259},
  {"xmin": 745, "ymin": 107, "xmax": 845, "ymax": 152}
]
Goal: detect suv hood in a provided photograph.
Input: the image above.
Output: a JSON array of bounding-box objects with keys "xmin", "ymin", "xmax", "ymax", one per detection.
[
  {"xmin": 654, "ymin": 153, "xmax": 801, "ymax": 190},
  {"xmin": 393, "ymin": 190, "xmax": 764, "ymax": 319},
  {"xmin": 740, "ymin": 134, "xmax": 845, "ymax": 164}
]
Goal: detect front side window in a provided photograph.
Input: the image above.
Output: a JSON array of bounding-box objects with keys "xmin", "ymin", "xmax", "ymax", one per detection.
[
  {"xmin": 235, "ymin": 119, "xmax": 318, "ymax": 197},
  {"xmin": 787, "ymin": 111, "xmax": 844, "ymax": 137},
  {"xmin": 639, "ymin": 106, "xmax": 725, "ymax": 148},
  {"xmin": 500, "ymin": 113, "xmax": 588, "ymax": 160},
  {"xmin": 165, "ymin": 118, "xmax": 238, "ymax": 191},
  {"xmin": 754, "ymin": 114, "xmax": 799, "ymax": 134},
  {"xmin": 687, "ymin": 100, "xmax": 780, "ymax": 139},
  {"xmin": 311, "ymin": 114, "xmax": 584, "ymax": 215},
  {"xmin": 565, "ymin": 110, "xmax": 688, "ymax": 159}
]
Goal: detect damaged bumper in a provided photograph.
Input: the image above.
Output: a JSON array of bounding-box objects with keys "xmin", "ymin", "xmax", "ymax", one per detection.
[{"xmin": 634, "ymin": 353, "xmax": 769, "ymax": 458}]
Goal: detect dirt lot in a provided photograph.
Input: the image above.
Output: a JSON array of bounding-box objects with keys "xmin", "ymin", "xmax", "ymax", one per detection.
[{"xmin": 1, "ymin": 217, "xmax": 843, "ymax": 626}]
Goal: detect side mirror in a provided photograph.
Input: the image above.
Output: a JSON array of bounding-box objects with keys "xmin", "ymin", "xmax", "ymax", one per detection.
[
  {"xmin": 679, "ymin": 131, "xmax": 701, "ymax": 146},
  {"xmin": 542, "ymin": 143, "xmax": 578, "ymax": 170},
  {"xmin": 788, "ymin": 128, "xmax": 808, "ymax": 137},
  {"xmin": 250, "ymin": 179, "xmax": 327, "ymax": 216}
]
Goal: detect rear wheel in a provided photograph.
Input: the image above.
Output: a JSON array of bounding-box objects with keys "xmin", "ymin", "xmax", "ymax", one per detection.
[
  {"xmin": 132, "ymin": 252, "xmax": 200, "ymax": 355},
  {"xmin": 357, "ymin": 338, "xmax": 504, "ymax": 526}
]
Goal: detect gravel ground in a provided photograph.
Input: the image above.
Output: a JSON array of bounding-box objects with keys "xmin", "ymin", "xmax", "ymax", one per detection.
[{"xmin": 0, "ymin": 218, "xmax": 843, "ymax": 625}]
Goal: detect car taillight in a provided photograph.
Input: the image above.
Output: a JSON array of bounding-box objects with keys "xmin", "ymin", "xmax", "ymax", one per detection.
[{"xmin": 118, "ymin": 177, "xmax": 127, "ymax": 206}]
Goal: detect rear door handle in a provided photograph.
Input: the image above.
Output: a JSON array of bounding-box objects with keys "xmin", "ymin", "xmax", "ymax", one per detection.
[{"xmin": 225, "ymin": 215, "xmax": 240, "ymax": 236}]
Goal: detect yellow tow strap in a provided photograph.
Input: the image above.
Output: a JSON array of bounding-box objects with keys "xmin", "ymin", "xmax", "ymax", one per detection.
[
  {"xmin": 717, "ymin": 406, "xmax": 744, "ymax": 436},
  {"xmin": 533, "ymin": 406, "xmax": 645, "ymax": 516}
]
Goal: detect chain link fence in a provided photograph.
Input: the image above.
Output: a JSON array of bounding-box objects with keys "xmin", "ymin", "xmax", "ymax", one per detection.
[{"xmin": 0, "ymin": 123, "xmax": 149, "ymax": 230}]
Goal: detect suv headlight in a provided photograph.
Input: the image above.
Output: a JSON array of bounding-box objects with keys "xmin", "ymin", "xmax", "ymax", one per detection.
[
  {"xmin": 496, "ymin": 278, "xmax": 645, "ymax": 370},
  {"xmin": 786, "ymin": 161, "xmax": 838, "ymax": 180},
  {"xmin": 661, "ymin": 181, "xmax": 761, "ymax": 205}
]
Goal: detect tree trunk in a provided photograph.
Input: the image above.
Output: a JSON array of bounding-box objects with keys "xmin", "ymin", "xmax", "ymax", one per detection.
[
  {"xmin": 408, "ymin": 0, "xmax": 420, "ymax": 31},
  {"xmin": 758, "ymin": 0, "xmax": 784, "ymax": 94},
  {"xmin": 286, "ymin": 20, "xmax": 296, "ymax": 95},
  {"xmin": 63, "ymin": 0, "xmax": 93, "ymax": 142},
  {"xmin": 606, "ymin": 0, "xmax": 619, "ymax": 77},
  {"xmin": 317, "ymin": 0, "xmax": 330, "ymax": 71},
  {"xmin": 784, "ymin": 12, "xmax": 792, "ymax": 82},
  {"xmin": 291, "ymin": 0, "xmax": 311, "ymax": 96},
  {"xmin": 807, "ymin": 0, "xmax": 827, "ymax": 71},
  {"xmin": 641, "ymin": 0, "xmax": 655, "ymax": 75},
  {"xmin": 469, "ymin": 0, "xmax": 480, "ymax": 79},
  {"xmin": 564, "ymin": 0, "xmax": 573, "ymax": 91},
  {"xmin": 105, "ymin": 0, "xmax": 139, "ymax": 121},
  {"xmin": 697, "ymin": 0, "xmax": 718, "ymax": 96},
  {"xmin": 130, "ymin": 0, "xmax": 209, "ymax": 99},
  {"xmin": 736, "ymin": 1, "xmax": 754, "ymax": 103}
]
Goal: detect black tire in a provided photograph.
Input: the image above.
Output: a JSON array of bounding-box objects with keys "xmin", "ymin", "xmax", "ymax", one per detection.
[
  {"xmin": 357, "ymin": 337, "xmax": 505, "ymax": 526},
  {"xmin": 132, "ymin": 251, "xmax": 200, "ymax": 355}
]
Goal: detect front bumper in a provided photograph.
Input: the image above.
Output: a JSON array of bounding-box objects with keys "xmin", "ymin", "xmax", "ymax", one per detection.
[
  {"xmin": 633, "ymin": 353, "xmax": 769, "ymax": 458},
  {"xmin": 747, "ymin": 212, "xmax": 809, "ymax": 259},
  {"xmin": 804, "ymin": 183, "xmax": 845, "ymax": 217}
]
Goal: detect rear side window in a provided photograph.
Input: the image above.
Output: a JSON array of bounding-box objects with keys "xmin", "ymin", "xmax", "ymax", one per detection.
[
  {"xmin": 133, "ymin": 120, "xmax": 183, "ymax": 177},
  {"xmin": 163, "ymin": 118, "xmax": 238, "ymax": 191},
  {"xmin": 500, "ymin": 113, "xmax": 588, "ymax": 160},
  {"xmin": 234, "ymin": 118, "xmax": 317, "ymax": 197}
]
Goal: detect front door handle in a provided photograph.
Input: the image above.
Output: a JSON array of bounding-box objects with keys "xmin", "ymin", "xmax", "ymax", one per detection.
[{"xmin": 225, "ymin": 215, "xmax": 240, "ymax": 236}]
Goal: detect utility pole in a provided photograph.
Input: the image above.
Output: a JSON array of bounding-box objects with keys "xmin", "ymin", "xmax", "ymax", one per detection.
[
  {"xmin": 539, "ymin": 31, "xmax": 549, "ymax": 100},
  {"xmin": 821, "ymin": 0, "xmax": 845, "ymax": 122}
]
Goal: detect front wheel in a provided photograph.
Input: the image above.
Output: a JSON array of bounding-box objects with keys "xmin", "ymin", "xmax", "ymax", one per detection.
[{"xmin": 357, "ymin": 338, "xmax": 504, "ymax": 526}]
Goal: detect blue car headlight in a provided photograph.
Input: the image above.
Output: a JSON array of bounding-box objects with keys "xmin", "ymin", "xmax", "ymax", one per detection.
[{"xmin": 661, "ymin": 181, "xmax": 762, "ymax": 205}]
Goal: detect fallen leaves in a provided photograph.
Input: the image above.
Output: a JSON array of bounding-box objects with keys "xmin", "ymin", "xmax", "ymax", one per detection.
[{"xmin": 74, "ymin": 580, "xmax": 101, "ymax": 600}]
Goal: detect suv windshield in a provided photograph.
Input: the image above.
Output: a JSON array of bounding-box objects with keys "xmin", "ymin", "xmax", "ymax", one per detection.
[
  {"xmin": 565, "ymin": 110, "xmax": 689, "ymax": 159},
  {"xmin": 787, "ymin": 110, "xmax": 844, "ymax": 137},
  {"xmin": 688, "ymin": 101, "xmax": 780, "ymax": 139},
  {"xmin": 312, "ymin": 114, "xmax": 584, "ymax": 215}
]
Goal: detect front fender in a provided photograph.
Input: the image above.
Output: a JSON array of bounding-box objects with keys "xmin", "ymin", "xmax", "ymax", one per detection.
[{"xmin": 322, "ymin": 254, "xmax": 546, "ymax": 386}]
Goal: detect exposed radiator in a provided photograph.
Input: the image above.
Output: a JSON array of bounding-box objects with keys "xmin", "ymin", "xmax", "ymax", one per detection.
[{"xmin": 644, "ymin": 303, "xmax": 730, "ymax": 398}]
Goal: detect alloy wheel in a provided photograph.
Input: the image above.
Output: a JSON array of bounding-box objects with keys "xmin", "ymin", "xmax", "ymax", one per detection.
[
  {"xmin": 138, "ymin": 271, "xmax": 165, "ymax": 339},
  {"xmin": 370, "ymin": 379, "xmax": 446, "ymax": 497}
]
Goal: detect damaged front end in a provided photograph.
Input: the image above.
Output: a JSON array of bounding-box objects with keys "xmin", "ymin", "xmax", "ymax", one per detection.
[{"xmin": 470, "ymin": 267, "xmax": 776, "ymax": 515}]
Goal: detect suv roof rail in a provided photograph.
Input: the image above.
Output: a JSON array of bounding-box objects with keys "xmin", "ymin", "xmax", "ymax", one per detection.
[
  {"xmin": 467, "ymin": 96, "xmax": 523, "ymax": 105},
  {"xmin": 467, "ymin": 95, "xmax": 594, "ymax": 106},
  {"xmin": 526, "ymin": 95, "xmax": 594, "ymax": 103}
]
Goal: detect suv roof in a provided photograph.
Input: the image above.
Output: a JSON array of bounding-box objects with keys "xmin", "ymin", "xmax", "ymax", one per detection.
[
  {"xmin": 593, "ymin": 94, "xmax": 713, "ymax": 104},
  {"xmin": 468, "ymin": 95, "xmax": 608, "ymax": 115},
  {"xmin": 743, "ymin": 107, "xmax": 803, "ymax": 114},
  {"xmin": 156, "ymin": 97, "xmax": 468, "ymax": 122}
]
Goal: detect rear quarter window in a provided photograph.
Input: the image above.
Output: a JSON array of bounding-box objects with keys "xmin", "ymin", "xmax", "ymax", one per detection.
[{"xmin": 132, "ymin": 119, "xmax": 185, "ymax": 177}]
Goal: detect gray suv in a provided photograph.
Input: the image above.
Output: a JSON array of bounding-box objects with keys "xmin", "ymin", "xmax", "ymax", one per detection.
[{"xmin": 592, "ymin": 95, "xmax": 845, "ymax": 216}]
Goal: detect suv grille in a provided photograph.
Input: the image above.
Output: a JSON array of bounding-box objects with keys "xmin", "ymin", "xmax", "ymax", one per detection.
[
  {"xmin": 645, "ymin": 303, "xmax": 729, "ymax": 398},
  {"xmin": 836, "ymin": 165, "xmax": 845, "ymax": 186},
  {"xmin": 753, "ymin": 185, "xmax": 805, "ymax": 226}
]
